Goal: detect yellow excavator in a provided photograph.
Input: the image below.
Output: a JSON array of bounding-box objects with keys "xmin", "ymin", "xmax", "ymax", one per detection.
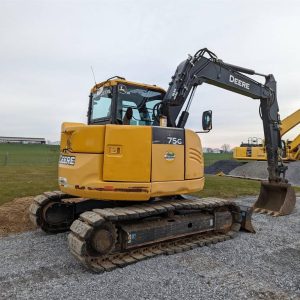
[
  {"xmin": 29, "ymin": 48, "xmax": 296, "ymax": 272},
  {"xmin": 233, "ymin": 109, "xmax": 300, "ymax": 161}
]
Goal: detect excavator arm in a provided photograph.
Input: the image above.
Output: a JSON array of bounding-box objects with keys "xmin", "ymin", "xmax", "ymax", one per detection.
[
  {"xmin": 161, "ymin": 48, "xmax": 296, "ymax": 215},
  {"xmin": 281, "ymin": 109, "xmax": 300, "ymax": 160},
  {"xmin": 280, "ymin": 109, "xmax": 300, "ymax": 136}
]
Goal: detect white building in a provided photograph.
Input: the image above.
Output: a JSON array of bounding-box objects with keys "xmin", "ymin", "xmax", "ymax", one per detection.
[{"xmin": 0, "ymin": 136, "xmax": 46, "ymax": 144}]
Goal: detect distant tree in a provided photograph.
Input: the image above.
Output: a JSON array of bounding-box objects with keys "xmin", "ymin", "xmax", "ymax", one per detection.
[{"xmin": 221, "ymin": 144, "xmax": 231, "ymax": 153}]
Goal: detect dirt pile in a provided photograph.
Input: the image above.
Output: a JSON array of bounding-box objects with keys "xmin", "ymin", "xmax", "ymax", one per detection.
[
  {"xmin": 0, "ymin": 197, "xmax": 36, "ymax": 237},
  {"xmin": 229, "ymin": 161, "xmax": 269, "ymax": 179},
  {"xmin": 229, "ymin": 161, "xmax": 300, "ymax": 186},
  {"xmin": 205, "ymin": 160, "xmax": 244, "ymax": 175}
]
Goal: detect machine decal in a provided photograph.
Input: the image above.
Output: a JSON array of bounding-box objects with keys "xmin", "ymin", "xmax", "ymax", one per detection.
[
  {"xmin": 118, "ymin": 84, "xmax": 127, "ymax": 94},
  {"xmin": 152, "ymin": 127, "xmax": 185, "ymax": 145},
  {"xmin": 229, "ymin": 75, "xmax": 250, "ymax": 90},
  {"xmin": 128, "ymin": 232, "xmax": 137, "ymax": 244},
  {"xmin": 246, "ymin": 147, "xmax": 252, "ymax": 157},
  {"xmin": 167, "ymin": 137, "xmax": 183, "ymax": 145},
  {"xmin": 59, "ymin": 155, "xmax": 76, "ymax": 166},
  {"xmin": 164, "ymin": 151, "xmax": 176, "ymax": 161}
]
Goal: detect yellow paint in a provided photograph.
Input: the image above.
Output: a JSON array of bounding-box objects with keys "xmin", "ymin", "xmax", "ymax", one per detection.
[
  {"xmin": 286, "ymin": 134, "xmax": 300, "ymax": 160},
  {"xmin": 280, "ymin": 109, "xmax": 300, "ymax": 136},
  {"xmin": 233, "ymin": 146, "xmax": 266, "ymax": 160},
  {"xmin": 91, "ymin": 78, "xmax": 165, "ymax": 94},
  {"xmin": 151, "ymin": 178, "xmax": 204, "ymax": 197},
  {"xmin": 151, "ymin": 144, "xmax": 184, "ymax": 182},
  {"xmin": 185, "ymin": 129, "xmax": 204, "ymax": 179},
  {"xmin": 58, "ymin": 124, "xmax": 205, "ymax": 201},
  {"xmin": 59, "ymin": 153, "xmax": 104, "ymax": 183},
  {"xmin": 216, "ymin": 171, "xmax": 225, "ymax": 176},
  {"xmin": 103, "ymin": 125, "xmax": 152, "ymax": 182},
  {"xmin": 61, "ymin": 123, "xmax": 106, "ymax": 153},
  {"xmin": 59, "ymin": 152, "xmax": 204, "ymax": 201},
  {"xmin": 234, "ymin": 109, "xmax": 300, "ymax": 161},
  {"xmin": 59, "ymin": 152, "xmax": 151, "ymax": 200}
]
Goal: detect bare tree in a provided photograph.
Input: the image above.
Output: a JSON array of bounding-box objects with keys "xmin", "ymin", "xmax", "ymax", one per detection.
[{"xmin": 221, "ymin": 144, "xmax": 231, "ymax": 153}]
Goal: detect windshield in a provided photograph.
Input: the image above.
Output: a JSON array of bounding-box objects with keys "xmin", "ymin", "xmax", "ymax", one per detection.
[
  {"xmin": 117, "ymin": 84, "xmax": 163, "ymax": 126},
  {"xmin": 91, "ymin": 86, "xmax": 112, "ymax": 121}
]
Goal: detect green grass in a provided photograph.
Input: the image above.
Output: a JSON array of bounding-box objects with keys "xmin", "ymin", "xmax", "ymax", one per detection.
[
  {"xmin": 204, "ymin": 152, "xmax": 233, "ymax": 166},
  {"xmin": 0, "ymin": 144, "xmax": 60, "ymax": 205},
  {"xmin": 0, "ymin": 165, "xmax": 59, "ymax": 205},
  {"xmin": 0, "ymin": 146, "xmax": 298, "ymax": 206},
  {"xmin": 194, "ymin": 175, "xmax": 261, "ymax": 198},
  {"xmin": 0, "ymin": 144, "xmax": 59, "ymax": 165}
]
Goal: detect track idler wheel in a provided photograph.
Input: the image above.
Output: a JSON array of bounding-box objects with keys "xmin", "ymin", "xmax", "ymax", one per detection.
[
  {"xmin": 253, "ymin": 181, "xmax": 296, "ymax": 216},
  {"xmin": 29, "ymin": 191, "xmax": 75, "ymax": 233},
  {"xmin": 90, "ymin": 222, "xmax": 117, "ymax": 256},
  {"xmin": 43, "ymin": 201, "xmax": 74, "ymax": 227}
]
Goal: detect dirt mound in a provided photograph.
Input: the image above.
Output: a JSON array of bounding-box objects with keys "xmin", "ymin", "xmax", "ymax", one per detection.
[
  {"xmin": 229, "ymin": 161, "xmax": 300, "ymax": 186},
  {"xmin": 205, "ymin": 160, "xmax": 244, "ymax": 175},
  {"xmin": 0, "ymin": 197, "xmax": 36, "ymax": 237}
]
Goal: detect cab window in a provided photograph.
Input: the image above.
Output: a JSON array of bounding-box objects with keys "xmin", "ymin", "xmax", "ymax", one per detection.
[
  {"xmin": 117, "ymin": 84, "xmax": 163, "ymax": 126},
  {"xmin": 91, "ymin": 87, "xmax": 112, "ymax": 121}
]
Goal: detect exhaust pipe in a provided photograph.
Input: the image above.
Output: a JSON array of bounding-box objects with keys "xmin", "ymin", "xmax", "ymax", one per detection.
[{"xmin": 253, "ymin": 181, "xmax": 296, "ymax": 216}]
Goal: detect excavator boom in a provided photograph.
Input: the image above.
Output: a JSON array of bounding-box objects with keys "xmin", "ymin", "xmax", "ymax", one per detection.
[
  {"xmin": 281, "ymin": 109, "xmax": 300, "ymax": 161},
  {"xmin": 160, "ymin": 48, "xmax": 296, "ymax": 215},
  {"xmin": 280, "ymin": 109, "xmax": 300, "ymax": 136}
]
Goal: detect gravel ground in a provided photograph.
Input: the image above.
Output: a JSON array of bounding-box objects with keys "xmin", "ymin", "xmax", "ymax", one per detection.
[
  {"xmin": 0, "ymin": 196, "xmax": 299, "ymax": 300},
  {"xmin": 229, "ymin": 161, "xmax": 300, "ymax": 186}
]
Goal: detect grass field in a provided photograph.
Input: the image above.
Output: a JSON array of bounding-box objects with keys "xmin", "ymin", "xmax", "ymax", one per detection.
[
  {"xmin": 0, "ymin": 144, "xmax": 298, "ymax": 206},
  {"xmin": 202, "ymin": 152, "xmax": 233, "ymax": 166},
  {"xmin": 0, "ymin": 144, "xmax": 59, "ymax": 205},
  {"xmin": 0, "ymin": 144, "xmax": 59, "ymax": 165}
]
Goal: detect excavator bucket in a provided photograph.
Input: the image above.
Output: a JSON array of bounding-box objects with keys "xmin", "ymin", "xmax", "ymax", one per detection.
[{"xmin": 253, "ymin": 181, "xmax": 296, "ymax": 216}]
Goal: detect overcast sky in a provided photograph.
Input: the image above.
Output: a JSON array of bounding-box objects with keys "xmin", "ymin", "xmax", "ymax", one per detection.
[{"xmin": 1, "ymin": 0, "xmax": 299, "ymax": 147}]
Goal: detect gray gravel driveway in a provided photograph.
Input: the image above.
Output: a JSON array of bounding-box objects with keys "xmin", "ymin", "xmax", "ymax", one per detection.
[{"xmin": 0, "ymin": 196, "xmax": 299, "ymax": 300}]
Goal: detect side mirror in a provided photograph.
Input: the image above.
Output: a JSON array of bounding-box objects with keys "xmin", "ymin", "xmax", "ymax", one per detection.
[{"xmin": 202, "ymin": 110, "xmax": 212, "ymax": 131}]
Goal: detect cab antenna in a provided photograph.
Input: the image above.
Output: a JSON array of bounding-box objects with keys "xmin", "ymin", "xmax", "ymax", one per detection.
[{"xmin": 90, "ymin": 66, "xmax": 97, "ymax": 85}]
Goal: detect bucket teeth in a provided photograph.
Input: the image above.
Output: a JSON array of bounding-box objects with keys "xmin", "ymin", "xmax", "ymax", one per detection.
[{"xmin": 253, "ymin": 208, "xmax": 282, "ymax": 217}]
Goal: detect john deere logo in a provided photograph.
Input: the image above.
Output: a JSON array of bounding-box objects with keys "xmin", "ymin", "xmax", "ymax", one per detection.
[{"xmin": 164, "ymin": 151, "xmax": 176, "ymax": 161}]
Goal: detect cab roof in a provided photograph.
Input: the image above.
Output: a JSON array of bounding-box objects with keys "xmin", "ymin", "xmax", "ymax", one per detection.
[{"xmin": 90, "ymin": 76, "xmax": 165, "ymax": 94}]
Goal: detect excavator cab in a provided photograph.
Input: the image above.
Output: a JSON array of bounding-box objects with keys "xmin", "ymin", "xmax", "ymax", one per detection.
[{"xmin": 88, "ymin": 78, "xmax": 165, "ymax": 127}]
